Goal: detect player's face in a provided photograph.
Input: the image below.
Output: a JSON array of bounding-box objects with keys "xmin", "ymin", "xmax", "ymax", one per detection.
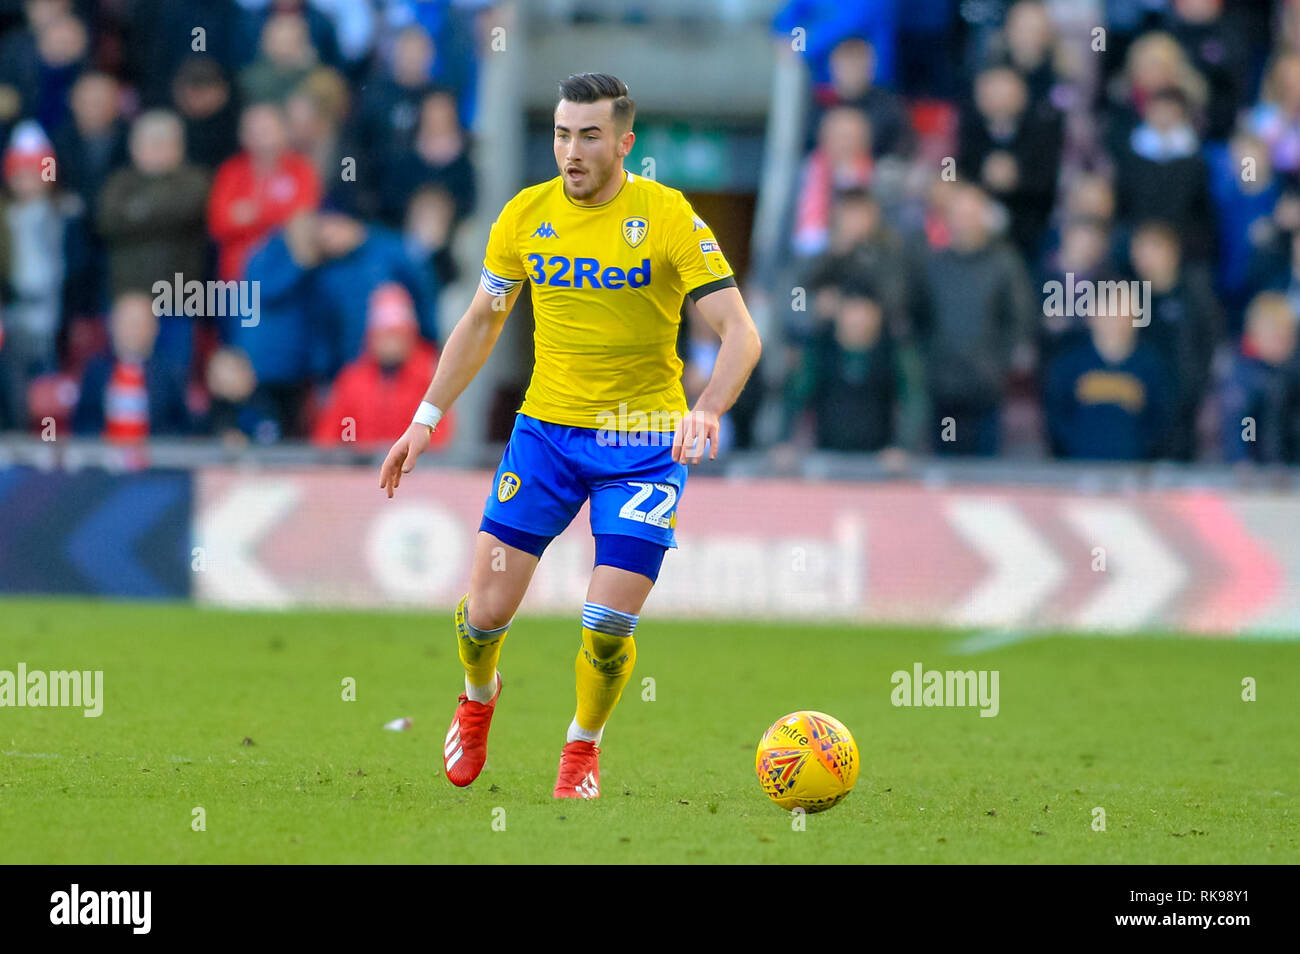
[{"xmin": 554, "ymin": 98, "xmax": 631, "ymax": 201}]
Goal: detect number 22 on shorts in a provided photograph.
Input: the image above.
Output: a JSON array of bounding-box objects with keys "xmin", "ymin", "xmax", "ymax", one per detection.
[{"xmin": 619, "ymin": 481, "xmax": 677, "ymax": 529}]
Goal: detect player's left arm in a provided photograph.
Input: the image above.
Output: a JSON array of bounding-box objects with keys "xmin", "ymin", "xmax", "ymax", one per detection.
[{"xmin": 673, "ymin": 285, "xmax": 762, "ymax": 464}]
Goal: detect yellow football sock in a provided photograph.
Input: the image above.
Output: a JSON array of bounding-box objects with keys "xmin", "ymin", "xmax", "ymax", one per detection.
[
  {"xmin": 574, "ymin": 626, "xmax": 637, "ymax": 735},
  {"xmin": 455, "ymin": 594, "xmax": 508, "ymax": 689}
]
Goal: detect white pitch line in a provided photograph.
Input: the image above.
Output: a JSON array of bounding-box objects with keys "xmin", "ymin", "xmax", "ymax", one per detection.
[
  {"xmin": 1, "ymin": 750, "xmax": 62, "ymax": 758},
  {"xmin": 950, "ymin": 627, "xmax": 1034, "ymax": 654},
  {"xmin": 3, "ymin": 751, "xmax": 270, "ymax": 765}
]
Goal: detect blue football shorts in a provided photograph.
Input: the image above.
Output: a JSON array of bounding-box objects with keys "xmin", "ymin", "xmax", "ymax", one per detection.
[{"xmin": 480, "ymin": 413, "xmax": 687, "ymax": 555}]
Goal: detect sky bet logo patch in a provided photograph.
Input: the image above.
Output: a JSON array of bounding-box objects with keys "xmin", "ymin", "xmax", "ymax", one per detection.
[
  {"xmin": 699, "ymin": 240, "xmax": 729, "ymax": 278},
  {"xmin": 497, "ymin": 472, "xmax": 521, "ymax": 503},
  {"xmin": 526, "ymin": 253, "xmax": 650, "ymax": 289}
]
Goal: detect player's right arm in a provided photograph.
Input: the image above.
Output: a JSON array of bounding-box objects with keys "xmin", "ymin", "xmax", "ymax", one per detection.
[{"xmin": 379, "ymin": 282, "xmax": 523, "ymax": 497}]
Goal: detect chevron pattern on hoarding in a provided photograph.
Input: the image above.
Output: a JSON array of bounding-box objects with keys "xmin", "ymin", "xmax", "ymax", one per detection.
[{"xmin": 191, "ymin": 470, "xmax": 1295, "ymax": 636}]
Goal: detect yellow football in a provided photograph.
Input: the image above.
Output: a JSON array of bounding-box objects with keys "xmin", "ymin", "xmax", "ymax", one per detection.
[{"xmin": 755, "ymin": 710, "xmax": 859, "ymax": 813}]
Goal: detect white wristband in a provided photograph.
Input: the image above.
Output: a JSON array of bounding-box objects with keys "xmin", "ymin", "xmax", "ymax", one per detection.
[{"xmin": 413, "ymin": 401, "xmax": 443, "ymax": 431}]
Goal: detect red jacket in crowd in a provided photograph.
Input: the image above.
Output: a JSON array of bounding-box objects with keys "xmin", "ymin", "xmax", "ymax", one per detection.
[
  {"xmin": 208, "ymin": 150, "xmax": 320, "ymax": 281},
  {"xmin": 311, "ymin": 341, "xmax": 454, "ymax": 449}
]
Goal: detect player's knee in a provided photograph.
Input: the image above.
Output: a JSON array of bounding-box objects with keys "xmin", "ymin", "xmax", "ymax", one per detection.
[
  {"xmin": 459, "ymin": 592, "xmax": 513, "ymax": 638},
  {"xmin": 580, "ymin": 602, "xmax": 638, "ymax": 674}
]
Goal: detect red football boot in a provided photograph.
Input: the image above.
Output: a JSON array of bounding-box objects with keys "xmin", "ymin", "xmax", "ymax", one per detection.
[
  {"xmin": 553, "ymin": 739, "xmax": 601, "ymax": 798},
  {"xmin": 443, "ymin": 673, "xmax": 501, "ymax": 787}
]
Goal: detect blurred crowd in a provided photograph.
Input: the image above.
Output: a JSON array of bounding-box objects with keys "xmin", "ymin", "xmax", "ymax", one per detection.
[
  {"xmin": 0, "ymin": 0, "xmax": 485, "ymax": 449},
  {"xmin": 8, "ymin": 0, "xmax": 1300, "ymax": 468},
  {"xmin": 774, "ymin": 0, "xmax": 1300, "ymax": 464}
]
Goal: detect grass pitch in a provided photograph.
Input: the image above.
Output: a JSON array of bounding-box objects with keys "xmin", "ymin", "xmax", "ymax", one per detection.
[{"xmin": 0, "ymin": 597, "xmax": 1296, "ymax": 864}]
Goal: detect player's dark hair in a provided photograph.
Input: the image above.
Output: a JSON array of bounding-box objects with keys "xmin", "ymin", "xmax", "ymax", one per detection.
[{"xmin": 558, "ymin": 72, "xmax": 635, "ymax": 132}]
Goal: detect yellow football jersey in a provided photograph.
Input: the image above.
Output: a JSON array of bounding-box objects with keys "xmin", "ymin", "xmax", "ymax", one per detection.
[{"xmin": 480, "ymin": 170, "xmax": 736, "ymax": 431}]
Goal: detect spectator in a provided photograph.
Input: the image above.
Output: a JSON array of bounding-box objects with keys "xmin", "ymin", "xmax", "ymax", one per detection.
[
  {"xmin": 204, "ymin": 346, "xmax": 280, "ymax": 447},
  {"xmin": 123, "ymin": 0, "xmax": 239, "ymax": 108},
  {"xmin": 36, "ymin": 11, "xmax": 89, "ymax": 135},
  {"xmin": 0, "ymin": 120, "xmax": 69, "ymax": 432},
  {"xmin": 1167, "ymin": 0, "xmax": 1247, "ymax": 143},
  {"xmin": 54, "ymin": 72, "xmax": 127, "ymax": 321},
  {"xmin": 895, "ymin": 0, "xmax": 959, "ymax": 98},
  {"xmin": 238, "ymin": 12, "xmax": 319, "ymax": 105},
  {"xmin": 0, "ymin": 0, "xmax": 63, "ymax": 137},
  {"xmin": 1061, "ymin": 171, "xmax": 1117, "ymax": 225},
  {"xmin": 1040, "ymin": 171, "xmax": 1118, "ymax": 261},
  {"xmin": 783, "ymin": 277, "xmax": 923, "ymax": 453},
  {"xmin": 1045, "ymin": 298, "xmax": 1172, "ymax": 461},
  {"xmin": 381, "ymin": 0, "xmax": 482, "ymax": 125},
  {"xmin": 1039, "ymin": 216, "xmax": 1117, "ymax": 368},
  {"xmin": 99, "ymin": 110, "xmax": 210, "ymax": 296},
  {"xmin": 230, "ymin": 1, "xmax": 343, "ymax": 74},
  {"xmin": 311, "ymin": 0, "xmax": 376, "ymax": 72},
  {"xmin": 1128, "ymin": 220, "xmax": 1220, "ymax": 460},
  {"xmin": 296, "ymin": 207, "xmax": 439, "ymax": 378},
  {"xmin": 0, "ymin": 6, "xmax": 88, "ymax": 136},
  {"xmin": 312, "ymin": 282, "xmax": 451, "ymax": 450},
  {"xmin": 238, "ymin": 212, "xmax": 321, "ymax": 437},
  {"xmin": 377, "ymin": 87, "xmax": 476, "ymax": 227},
  {"xmin": 799, "ymin": 188, "xmax": 911, "ymax": 341},
  {"xmin": 172, "ymin": 55, "xmax": 239, "ymax": 171},
  {"xmin": 793, "ymin": 107, "xmax": 873, "ymax": 257},
  {"xmin": 52, "ymin": 72, "xmax": 127, "ymax": 214},
  {"xmin": 355, "ymin": 24, "xmax": 437, "ymax": 171},
  {"xmin": 1247, "ymin": 52, "xmax": 1300, "ymax": 180},
  {"xmin": 772, "ymin": 0, "xmax": 899, "ymax": 92},
  {"xmin": 403, "ymin": 183, "xmax": 459, "ymax": 290},
  {"xmin": 810, "ymin": 37, "xmax": 912, "ymax": 158},
  {"xmin": 285, "ymin": 67, "xmax": 355, "ymax": 211},
  {"xmin": 1218, "ymin": 291, "xmax": 1300, "ymax": 463},
  {"xmin": 208, "ymin": 101, "xmax": 321, "ymax": 282},
  {"xmin": 915, "ymin": 183, "xmax": 1035, "ymax": 456},
  {"xmin": 992, "ymin": 0, "xmax": 1070, "ymax": 116},
  {"xmin": 97, "ymin": 110, "xmax": 210, "ymax": 373},
  {"xmin": 1105, "ymin": 30, "xmax": 1207, "ymax": 159},
  {"xmin": 0, "ymin": 184, "xmax": 9, "ymax": 301},
  {"xmin": 959, "ymin": 64, "xmax": 1063, "ymax": 256},
  {"xmin": 1252, "ymin": 224, "xmax": 1300, "ymax": 321},
  {"xmin": 73, "ymin": 292, "xmax": 190, "ymax": 440},
  {"xmin": 1209, "ymin": 130, "xmax": 1286, "ymax": 327},
  {"xmin": 1115, "ymin": 86, "xmax": 1215, "ymax": 261}
]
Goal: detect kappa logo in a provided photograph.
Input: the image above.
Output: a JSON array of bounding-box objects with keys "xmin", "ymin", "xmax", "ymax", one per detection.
[
  {"xmin": 531, "ymin": 221, "xmax": 558, "ymax": 238},
  {"xmin": 621, "ymin": 216, "xmax": 648, "ymax": 248},
  {"xmin": 692, "ymin": 215, "xmax": 706, "ymax": 232},
  {"xmin": 497, "ymin": 471, "xmax": 521, "ymax": 502}
]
